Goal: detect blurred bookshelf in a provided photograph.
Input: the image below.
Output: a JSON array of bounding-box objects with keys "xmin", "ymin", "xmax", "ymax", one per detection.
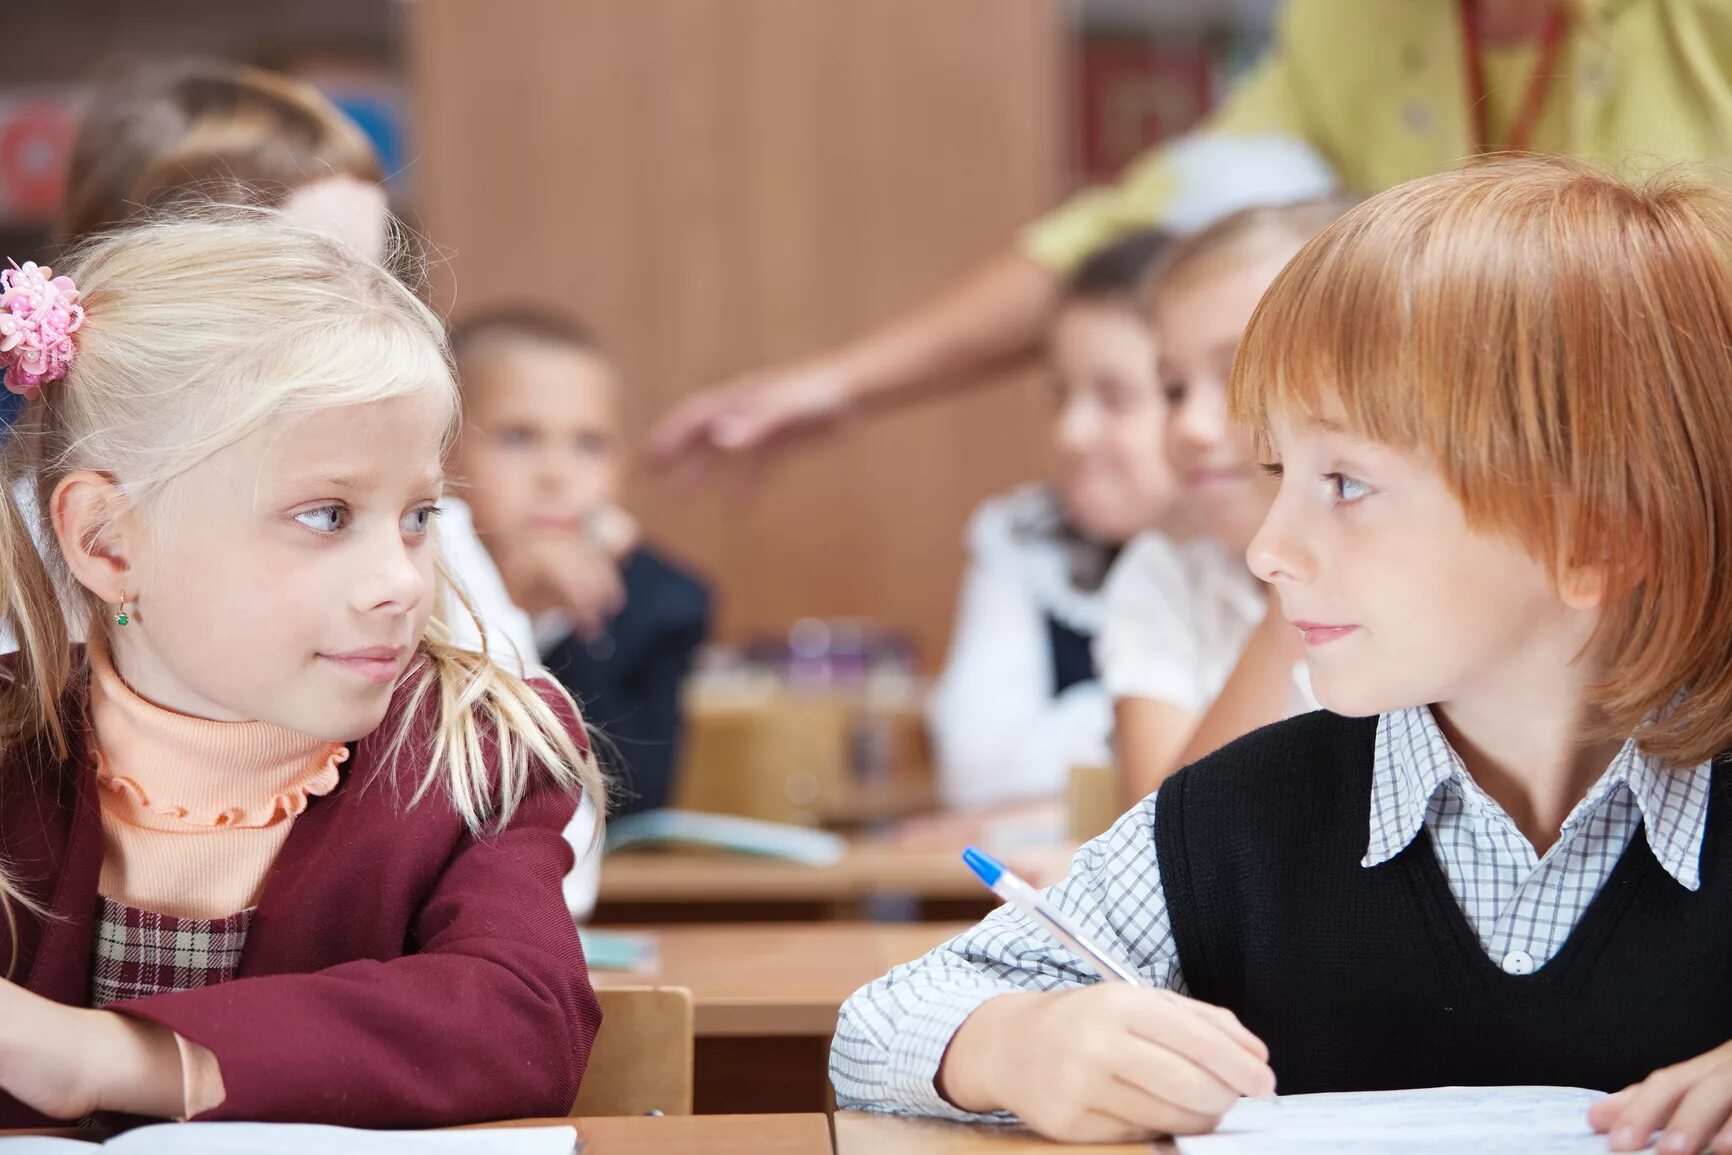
[
  {"xmin": 1063, "ymin": 0, "xmax": 1280, "ymax": 183},
  {"xmin": 0, "ymin": 0, "xmax": 409, "ymax": 258},
  {"xmin": 1, "ymin": 0, "xmax": 1286, "ymax": 257}
]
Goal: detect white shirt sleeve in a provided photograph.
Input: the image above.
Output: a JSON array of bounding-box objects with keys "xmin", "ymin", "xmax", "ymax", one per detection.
[
  {"xmin": 830, "ymin": 794, "xmax": 1185, "ymax": 1120},
  {"xmin": 926, "ymin": 550, "xmax": 1113, "ymax": 811},
  {"xmin": 561, "ymin": 791, "xmax": 603, "ymax": 923},
  {"xmin": 1093, "ymin": 533, "xmax": 1204, "ymax": 710},
  {"xmin": 434, "ymin": 497, "xmax": 540, "ymax": 676}
]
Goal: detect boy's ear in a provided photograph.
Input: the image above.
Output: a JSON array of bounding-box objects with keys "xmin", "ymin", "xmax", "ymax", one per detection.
[
  {"xmin": 50, "ymin": 470, "xmax": 133, "ymax": 604},
  {"xmin": 1556, "ymin": 560, "xmax": 1609, "ymax": 612}
]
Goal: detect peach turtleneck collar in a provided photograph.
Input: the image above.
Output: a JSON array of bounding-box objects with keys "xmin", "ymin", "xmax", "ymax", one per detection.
[
  {"xmin": 86, "ymin": 635, "xmax": 347, "ymax": 919},
  {"xmin": 88, "ymin": 636, "xmax": 346, "ymax": 832}
]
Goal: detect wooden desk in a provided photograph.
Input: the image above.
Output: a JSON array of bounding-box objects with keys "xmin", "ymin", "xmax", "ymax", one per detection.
[
  {"xmin": 504, "ymin": 1113, "xmax": 833, "ymax": 1153},
  {"xmin": 590, "ymin": 922, "xmax": 966, "ymax": 1115},
  {"xmin": 594, "ymin": 841, "xmax": 995, "ymax": 923},
  {"xmin": 4, "ymin": 1114, "xmax": 834, "ymax": 1155},
  {"xmin": 591, "ymin": 921, "xmax": 969, "ymax": 1036},
  {"xmin": 834, "ymin": 1111, "xmax": 1176, "ymax": 1154}
]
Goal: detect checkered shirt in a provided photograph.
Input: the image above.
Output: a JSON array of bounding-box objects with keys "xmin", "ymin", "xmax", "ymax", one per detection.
[
  {"xmin": 90, "ymin": 896, "xmax": 252, "ymax": 1008},
  {"xmin": 830, "ymin": 706, "xmax": 1714, "ymax": 1120}
]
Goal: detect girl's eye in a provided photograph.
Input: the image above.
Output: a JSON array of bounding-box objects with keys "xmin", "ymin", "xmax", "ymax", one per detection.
[
  {"xmin": 1259, "ymin": 462, "xmax": 1284, "ymax": 480},
  {"xmin": 401, "ymin": 505, "xmax": 442, "ymax": 536},
  {"xmin": 296, "ymin": 505, "xmax": 347, "ymax": 534},
  {"xmin": 1329, "ymin": 473, "xmax": 1373, "ymax": 502},
  {"xmin": 1160, "ymin": 381, "xmax": 1187, "ymax": 406}
]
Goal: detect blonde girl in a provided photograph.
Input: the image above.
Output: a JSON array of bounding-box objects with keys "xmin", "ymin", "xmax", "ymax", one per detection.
[{"xmin": 0, "ymin": 211, "xmax": 603, "ymax": 1126}]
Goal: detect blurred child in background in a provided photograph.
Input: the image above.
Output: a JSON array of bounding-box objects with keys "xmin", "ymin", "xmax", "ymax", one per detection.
[
  {"xmin": 926, "ymin": 231, "xmax": 1176, "ymax": 813},
  {"xmin": 1100, "ymin": 199, "xmax": 1351, "ymax": 803},
  {"xmin": 451, "ymin": 309, "xmax": 711, "ymax": 817}
]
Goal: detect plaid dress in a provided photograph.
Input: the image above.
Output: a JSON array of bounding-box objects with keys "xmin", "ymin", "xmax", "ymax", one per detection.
[{"xmin": 89, "ymin": 896, "xmax": 252, "ymax": 1008}]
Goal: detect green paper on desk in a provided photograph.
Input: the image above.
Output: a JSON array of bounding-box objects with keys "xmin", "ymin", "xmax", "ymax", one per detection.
[{"xmin": 578, "ymin": 928, "xmax": 659, "ymax": 972}]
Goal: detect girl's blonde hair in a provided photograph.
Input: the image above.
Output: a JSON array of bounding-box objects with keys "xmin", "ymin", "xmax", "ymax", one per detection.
[
  {"xmin": 1145, "ymin": 197, "xmax": 1358, "ymax": 310},
  {"xmin": 1230, "ymin": 154, "xmax": 1732, "ymax": 767},
  {"xmin": 0, "ymin": 210, "xmax": 603, "ymax": 933},
  {"xmin": 58, "ymin": 60, "xmax": 384, "ymax": 248}
]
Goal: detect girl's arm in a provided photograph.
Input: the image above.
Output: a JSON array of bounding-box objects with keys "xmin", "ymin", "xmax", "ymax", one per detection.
[
  {"xmin": 1113, "ymin": 696, "xmax": 1198, "ymax": 806},
  {"xmin": 1172, "ymin": 590, "xmax": 1303, "ymax": 770},
  {"xmin": 100, "ymin": 775, "xmax": 597, "ymax": 1126},
  {"xmin": 1094, "ymin": 535, "xmax": 1204, "ymax": 807}
]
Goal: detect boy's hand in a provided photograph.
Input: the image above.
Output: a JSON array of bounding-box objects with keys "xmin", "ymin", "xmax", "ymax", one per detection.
[
  {"xmin": 493, "ymin": 534, "xmax": 626, "ymax": 640},
  {"xmin": 940, "ymin": 984, "xmax": 1275, "ymax": 1143},
  {"xmin": 1592, "ymin": 1042, "xmax": 1732, "ymax": 1154}
]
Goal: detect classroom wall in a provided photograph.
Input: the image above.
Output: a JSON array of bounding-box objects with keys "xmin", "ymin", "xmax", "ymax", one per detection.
[{"xmin": 411, "ymin": 0, "xmax": 1064, "ymax": 667}]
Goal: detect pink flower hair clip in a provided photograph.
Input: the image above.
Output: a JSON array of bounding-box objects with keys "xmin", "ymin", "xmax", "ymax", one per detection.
[{"xmin": 0, "ymin": 260, "xmax": 85, "ymax": 399}]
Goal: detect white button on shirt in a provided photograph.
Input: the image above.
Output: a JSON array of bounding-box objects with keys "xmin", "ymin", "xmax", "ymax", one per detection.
[{"xmin": 1502, "ymin": 950, "xmax": 1535, "ymax": 976}]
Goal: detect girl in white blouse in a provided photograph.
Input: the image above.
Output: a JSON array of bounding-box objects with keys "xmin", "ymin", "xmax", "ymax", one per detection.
[
  {"xmin": 1099, "ymin": 199, "xmax": 1351, "ymax": 803},
  {"xmin": 926, "ymin": 232, "xmax": 1176, "ymax": 811}
]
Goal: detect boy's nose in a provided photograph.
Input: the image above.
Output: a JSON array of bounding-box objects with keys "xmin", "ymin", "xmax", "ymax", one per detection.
[{"xmin": 1247, "ymin": 496, "xmax": 1316, "ymax": 587}]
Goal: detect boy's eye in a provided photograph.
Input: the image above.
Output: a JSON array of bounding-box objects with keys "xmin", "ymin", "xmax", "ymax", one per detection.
[
  {"xmin": 296, "ymin": 505, "xmax": 347, "ymax": 534},
  {"xmin": 1329, "ymin": 473, "xmax": 1373, "ymax": 502},
  {"xmin": 401, "ymin": 505, "xmax": 442, "ymax": 536}
]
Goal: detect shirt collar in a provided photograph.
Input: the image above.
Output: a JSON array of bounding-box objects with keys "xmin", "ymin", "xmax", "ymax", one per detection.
[{"xmin": 1362, "ymin": 706, "xmax": 1715, "ymax": 891}]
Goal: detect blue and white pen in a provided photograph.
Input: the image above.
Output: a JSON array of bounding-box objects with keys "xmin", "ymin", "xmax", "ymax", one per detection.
[{"xmin": 962, "ymin": 846, "xmax": 1149, "ymax": 986}]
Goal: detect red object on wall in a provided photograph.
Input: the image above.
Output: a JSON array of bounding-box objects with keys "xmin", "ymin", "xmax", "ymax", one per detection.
[
  {"xmin": 0, "ymin": 96, "xmax": 75, "ymax": 222},
  {"xmin": 1076, "ymin": 36, "xmax": 1214, "ymax": 181}
]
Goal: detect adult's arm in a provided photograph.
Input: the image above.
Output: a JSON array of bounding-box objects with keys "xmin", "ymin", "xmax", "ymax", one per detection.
[{"xmin": 645, "ymin": 8, "xmax": 1317, "ymax": 470}]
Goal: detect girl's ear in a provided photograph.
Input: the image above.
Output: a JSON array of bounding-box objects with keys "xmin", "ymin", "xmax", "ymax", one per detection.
[{"xmin": 49, "ymin": 470, "xmax": 133, "ymax": 604}]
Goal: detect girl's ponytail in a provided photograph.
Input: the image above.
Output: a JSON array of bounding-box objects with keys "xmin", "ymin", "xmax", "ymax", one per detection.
[
  {"xmin": 0, "ymin": 463, "xmax": 72, "ymax": 762},
  {"xmin": 0, "ymin": 441, "xmax": 69, "ymax": 967}
]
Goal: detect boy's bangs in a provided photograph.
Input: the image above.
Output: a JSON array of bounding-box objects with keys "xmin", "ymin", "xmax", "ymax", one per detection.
[
  {"xmin": 1230, "ymin": 207, "xmax": 1466, "ymax": 466},
  {"xmin": 1228, "ymin": 175, "xmax": 1584, "ymax": 546}
]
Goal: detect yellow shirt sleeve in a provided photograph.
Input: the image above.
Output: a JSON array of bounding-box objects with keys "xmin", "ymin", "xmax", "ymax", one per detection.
[{"xmin": 1019, "ymin": 15, "xmax": 1315, "ymax": 273}]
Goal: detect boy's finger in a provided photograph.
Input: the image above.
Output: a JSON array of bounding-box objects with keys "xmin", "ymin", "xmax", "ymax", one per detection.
[
  {"xmin": 1588, "ymin": 1088, "xmax": 1633, "ymax": 1132},
  {"xmin": 1607, "ymin": 1074, "xmax": 1691, "ymax": 1152},
  {"xmin": 1160, "ymin": 991, "xmax": 1271, "ymax": 1062},
  {"xmin": 1110, "ymin": 1034, "xmax": 1240, "ymax": 1118},
  {"xmin": 1093, "ymin": 1070, "xmax": 1223, "ymax": 1138},
  {"xmin": 1127, "ymin": 1000, "xmax": 1275, "ymax": 1099},
  {"xmin": 1655, "ymin": 1077, "xmax": 1732, "ymax": 1155}
]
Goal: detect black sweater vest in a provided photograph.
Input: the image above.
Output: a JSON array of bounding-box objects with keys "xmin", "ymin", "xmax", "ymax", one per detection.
[{"xmin": 1153, "ymin": 710, "xmax": 1732, "ymax": 1094}]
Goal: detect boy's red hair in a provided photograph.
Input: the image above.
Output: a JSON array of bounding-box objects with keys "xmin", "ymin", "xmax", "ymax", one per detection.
[{"xmin": 1231, "ymin": 155, "xmax": 1732, "ymax": 766}]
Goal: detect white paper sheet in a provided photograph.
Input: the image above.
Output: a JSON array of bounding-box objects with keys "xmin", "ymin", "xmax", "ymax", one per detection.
[
  {"xmin": 0, "ymin": 1123, "xmax": 579, "ymax": 1154},
  {"xmin": 1174, "ymin": 1085, "xmax": 1640, "ymax": 1155}
]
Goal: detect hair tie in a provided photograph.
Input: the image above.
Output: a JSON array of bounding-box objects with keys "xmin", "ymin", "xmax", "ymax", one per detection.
[{"xmin": 0, "ymin": 260, "xmax": 84, "ymax": 398}]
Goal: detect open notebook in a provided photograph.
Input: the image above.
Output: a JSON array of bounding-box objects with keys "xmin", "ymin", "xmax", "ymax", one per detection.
[
  {"xmin": 1176, "ymin": 1086, "xmax": 1620, "ymax": 1155},
  {"xmin": 0, "ymin": 1123, "xmax": 579, "ymax": 1154}
]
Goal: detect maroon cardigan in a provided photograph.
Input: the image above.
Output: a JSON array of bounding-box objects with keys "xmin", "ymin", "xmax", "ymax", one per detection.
[{"xmin": 0, "ymin": 657, "xmax": 601, "ymax": 1127}]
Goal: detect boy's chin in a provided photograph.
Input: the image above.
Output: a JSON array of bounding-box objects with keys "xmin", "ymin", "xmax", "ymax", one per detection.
[{"xmin": 1307, "ymin": 674, "xmax": 1410, "ymax": 719}]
